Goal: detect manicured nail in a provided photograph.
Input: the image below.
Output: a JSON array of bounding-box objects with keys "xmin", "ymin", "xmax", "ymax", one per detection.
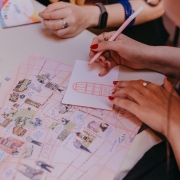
[
  {"xmin": 99, "ymin": 58, "xmax": 102, "ymax": 62},
  {"xmin": 108, "ymin": 96, "xmax": 114, "ymax": 100},
  {"xmin": 90, "ymin": 44, "xmax": 98, "ymax": 49},
  {"xmin": 104, "ymin": 63, "xmax": 108, "ymax": 67},
  {"xmin": 113, "ymin": 81, "xmax": 118, "ymax": 85},
  {"xmin": 166, "ymin": 77, "xmax": 170, "ymax": 81}
]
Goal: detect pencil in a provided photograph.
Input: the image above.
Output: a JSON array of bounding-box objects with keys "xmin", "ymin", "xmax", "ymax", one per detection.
[{"xmin": 89, "ymin": 6, "xmax": 144, "ymax": 65}]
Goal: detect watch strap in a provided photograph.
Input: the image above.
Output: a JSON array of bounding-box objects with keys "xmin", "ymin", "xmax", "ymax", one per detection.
[{"xmin": 94, "ymin": 3, "xmax": 108, "ymax": 29}]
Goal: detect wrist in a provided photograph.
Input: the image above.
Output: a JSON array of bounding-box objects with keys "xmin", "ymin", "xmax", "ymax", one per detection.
[{"xmin": 82, "ymin": 6, "xmax": 100, "ymax": 28}]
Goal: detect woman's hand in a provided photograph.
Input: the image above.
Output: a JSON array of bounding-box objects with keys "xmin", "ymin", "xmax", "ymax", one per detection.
[
  {"xmin": 89, "ymin": 32, "xmax": 154, "ymax": 76},
  {"xmin": 39, "ymin": 2, "xmax": 99, "ymax": 38},
  {"xmin": 109, "ymin": 78, "xmax": 180, "ymax": 137}
]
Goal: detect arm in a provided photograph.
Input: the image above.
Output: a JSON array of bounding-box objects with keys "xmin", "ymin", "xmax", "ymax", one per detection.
[
  {"xmin": 39, "ymin": 0, "xmax": 164, "ymax": 38},
  {"xmin": 109, "ymin": 78, "xmax": 180, "ymax": 168}
]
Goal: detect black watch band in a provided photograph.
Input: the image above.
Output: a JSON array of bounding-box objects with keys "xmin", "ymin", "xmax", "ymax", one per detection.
[{"xmin": 94, "ymin": 3, "xmax": 108, "ymax": 29}]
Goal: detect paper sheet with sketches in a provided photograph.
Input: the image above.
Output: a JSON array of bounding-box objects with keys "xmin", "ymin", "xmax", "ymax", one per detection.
[
  {"xmin": 0, "ymin": 0, "xmax": 40, "ymax": 28},
  {"xmin": 0, "ymin": 55, "xmax": 142, "ymax": 180},
  {"xmin": 63, "ymin": 60, "xmax": 119, "ymax": 110}
]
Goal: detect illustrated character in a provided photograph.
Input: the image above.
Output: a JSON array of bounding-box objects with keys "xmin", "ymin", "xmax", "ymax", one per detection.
[
  {"xmin": 26, "ymin": 136, "xmax": 42, "ymax": 146},
  {"xmin": 59, "ymin": 103, "xmax": 73, "ymax": 114},
  {"xmin": 36, "ymin": 73, "xmax": 50, "ymax": 83},
  {"xmin": 19, "ymin": 164, "xmax": 43, "ymax": 180},
  {"xmin": 13, "ymin": 126, "xmax": 27, "ymax": 136},
  {"xmin": 20, "ymin": 94, "xmax": 25, "ymax": 99},
  {"xmin": 30, "ymin": 118, "xmax": 42, "ymax": 128},
  {"xmin": 73, "ymin": 140, "xmax": 91, "ymax": 153},
  {"xmin": 9, "ymin": 92, "xmax": 19, "ymax": 102},
  {"xmin": 61, "ymin": 118, "xmax": 69, "ymax": 125},
  {"xmin": 87, "ymin": 121, "xmax": 109, "ymax": 133},
  {"xmin": 35, "ymin": 161, "xmax": 54, "ymax": 172},
  {"xmin": 76, "ymin": 132, "xmax": 88, "ymax": 141}
]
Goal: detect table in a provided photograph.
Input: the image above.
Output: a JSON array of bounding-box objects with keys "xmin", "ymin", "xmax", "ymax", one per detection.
[{"xmin": 0, "ymin": 1, "xmax": 164, "ymax": 179}]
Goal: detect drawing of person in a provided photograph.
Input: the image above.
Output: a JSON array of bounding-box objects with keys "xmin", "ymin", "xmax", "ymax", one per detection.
[
  {"xmin": 76, "ymin": 132, "xmax": 88, "ymax": 141},
  {"xmin": 35, "ymin": 161, "xmax": 54, "ymax": 173},
  {"xmin": 26, "ymin": 136, "xmax": 42, "ymax": 146},
  {"xmin": 61, "ymin": 118, "xmax": 69, "ymax": 125},
  {"xmin": 99, "ymin": 123, "xmax": 109, "ymax": 132},
  {"xmin": 73, "ymin": 140, "xmax": 91, "ymax": 153},
  {"xmin": 13, "ymin": 126, "xmax": 27, "ymax": 136},
  {"xmin": 87, "ymin": 121, "xmax": 109, "ymax": 133}
]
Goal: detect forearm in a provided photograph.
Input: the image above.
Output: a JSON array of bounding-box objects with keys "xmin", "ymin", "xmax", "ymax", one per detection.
[
  {"xmin": 83, "ymin": 0, "xmax": 164, "ymax": 28},
  {"xmin": 146, "ymin": 46, "xmax": 180, "ymax": 79}
]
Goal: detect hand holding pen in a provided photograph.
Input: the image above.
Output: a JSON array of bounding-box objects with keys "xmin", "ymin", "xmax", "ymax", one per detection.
[{"xmin": 89, "ymin": 7, "xmax": 143, "ymax": 68}]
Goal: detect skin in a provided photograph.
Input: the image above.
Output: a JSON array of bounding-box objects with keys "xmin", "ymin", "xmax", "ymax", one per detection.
[
  {"xmin": 39, "ymin": 1, "xmax": 164, "ymax": 38},
  {"xmin": 108, "ymin": 78, "xmax": 180, "ymax": 168},
  {"xmin": 89, "ymin": 32, "xmax": 180, "ymax": 79}
]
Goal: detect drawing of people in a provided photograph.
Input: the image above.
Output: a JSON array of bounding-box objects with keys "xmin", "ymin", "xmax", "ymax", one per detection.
[
  {"xmin": 19, "ymin": 164, "xmax": 43, "ymax": 180},
  {"xmin": 87, "ymin": 121, "xmax": 109, "ymax": 133},
  {"xmin": 73, "ymin": 140, "xmax": 91, "ymax": 153},
  {"xmin": 26, "ymin": 136, "xmax": 42, "ymax": 146},
  {"xmin": 76, "ymin": 132, "xmax": 88, "ymax": 141},
  {"xmin": 35, "ymin": 161, "xmax": 54, "ymax": 172},
  {"xmin": 59, "ymin": 104, "xmax": 73, "ymax": 114},
  {"xmin": 61, "ymin": 118, "xmax": 69, "ymax": 125}
]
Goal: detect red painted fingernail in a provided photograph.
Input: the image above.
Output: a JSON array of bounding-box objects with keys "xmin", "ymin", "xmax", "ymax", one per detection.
[
  {"xmin": 90, "ymin": 44, "xmax": 98, "ymax": 49},
  {"xmin": 108, "ymin": 96, "xmax": 114, "ymax": 100},
  {"xmin": 166, "ymin": 77, "xmax": 170, "ymax": 81},
  {"xmin": 99, "ymin": 58, "xmax": 102, "ymax": 62},
  {"xmin": 105, "ymin": 63, "xmax": 108, "ymax": 67},
  {"xmin": 113, "ymin": 81, "xmax": 118, "ymax": 85}
]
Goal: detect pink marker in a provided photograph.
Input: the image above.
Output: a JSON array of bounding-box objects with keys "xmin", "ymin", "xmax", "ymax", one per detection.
[{"xmin": 89, "ymin": 6, "xmax": 144, "ymax": 65}]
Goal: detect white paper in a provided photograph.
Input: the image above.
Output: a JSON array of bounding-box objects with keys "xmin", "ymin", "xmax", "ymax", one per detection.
[{"xmin": 62, "ymin": 60, "xmax": 119, "ymax": 110}]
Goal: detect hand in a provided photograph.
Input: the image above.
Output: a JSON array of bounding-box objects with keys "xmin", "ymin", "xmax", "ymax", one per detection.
[
  {"xmin": 89, "ymin": 32, "xmax": 152, "ymax": 76},
  {"xmin": 108, "ymin": 78, "xmax": 180, "ymax": 138},
  {"xmin": 39, "ymin": 2, "xmax": 97, "ymax": 38}
]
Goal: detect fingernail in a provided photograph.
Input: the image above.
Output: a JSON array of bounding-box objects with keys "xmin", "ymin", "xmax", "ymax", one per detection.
[
  {"xmin": 99, "ymin": 58, "xmax": 102, "ymax": 62},
  {"xmin": 104, "ymin": 63, "xmax": 108, "ymax": 67},
  {"xmin": 90, "ymin": 44, "xmax": 98, "ymax": 49},
  {"xmin": 166, "ymin": 77, "xmax": 170, "ymax": 81},
  {"xmin": 108, "ymin": 96, "xmax": 114, "ymax": 100},
  {"xmin": 113, "ymin": 81, "xmax": 118, "ymax": 85}
]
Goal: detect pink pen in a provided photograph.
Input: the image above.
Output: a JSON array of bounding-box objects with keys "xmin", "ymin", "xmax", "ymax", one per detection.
[{"xmin": 89, "ymin": 6, "xmax": 144, "ymax": 65}]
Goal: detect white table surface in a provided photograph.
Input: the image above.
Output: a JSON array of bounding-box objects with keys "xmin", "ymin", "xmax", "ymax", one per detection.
[{"xmin": 0, "ymin": 1, "xmax": 164, "ymax": 179}]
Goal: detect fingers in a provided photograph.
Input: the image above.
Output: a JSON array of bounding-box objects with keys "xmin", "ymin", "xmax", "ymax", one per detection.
[
  {"xmin": 40, "ymin": 9, "xmax": 67, "ymax": 20},
  {"xmin": 108, "ymin": 96, "xmax": 139, "ymax": 116},
  {"xmin": 52, "ymin": 28, "xmax": 70, "ymax": 39},
  {"xmin": 42, "ymin": 2, "xmax": 69, "ymax": 13},
  {"xmin": 164, "ymin": 77, "xmax": 179, "ymax": 98},
  {"xmin": 43, "ymin": 19, "xmax": 64, "ymax": 30},
  {"xmin": 113, "ymin": 87, "xmax": 143, "ymax": 104}
]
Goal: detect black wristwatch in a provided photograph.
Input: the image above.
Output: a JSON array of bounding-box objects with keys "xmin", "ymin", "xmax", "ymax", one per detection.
[{"xmin": 94, "ymin": 3, "xmax": 108, "ymax": 29}]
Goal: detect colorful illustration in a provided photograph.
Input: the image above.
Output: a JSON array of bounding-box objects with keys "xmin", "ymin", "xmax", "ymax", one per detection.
[
  {"xmin": 0, "ymin": 136, "xmax": 24, "ymax": 155},
  {"xmin": 0, "ymin": 0, "xmax": 41, "ymax": 28},
  {"xmin": 0, "ymin": 55, "xmax": 141, "ymax": 180},
  {"xmin": 9, "ymin": 92, "xmax": 19, "ymax": 102},
  {"xmin": 87, "ymin": 121, "xmax": 109, "ymax": 133}
]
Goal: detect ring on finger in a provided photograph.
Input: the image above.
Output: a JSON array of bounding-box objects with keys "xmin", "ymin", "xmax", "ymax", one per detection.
[
  {"xmin": 102, "ymin": 32, "xmax": 108, "ymax": 41},
  {"xmin": 61, "ymin": 19, "xmax": 68, "ymax": 29},
  {"xmin": 143, "ymin": 81, "xmax": 150, "ymax": 87}
]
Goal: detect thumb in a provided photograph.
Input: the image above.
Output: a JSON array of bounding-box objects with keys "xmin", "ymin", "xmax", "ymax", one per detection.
[
  {"xmin": 164, "ymin": 77, "xmax": 179, "ymax": 98},
  {"xmin": 90, "ymin": 41, "xmax": 121, "ymax": 52}
]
